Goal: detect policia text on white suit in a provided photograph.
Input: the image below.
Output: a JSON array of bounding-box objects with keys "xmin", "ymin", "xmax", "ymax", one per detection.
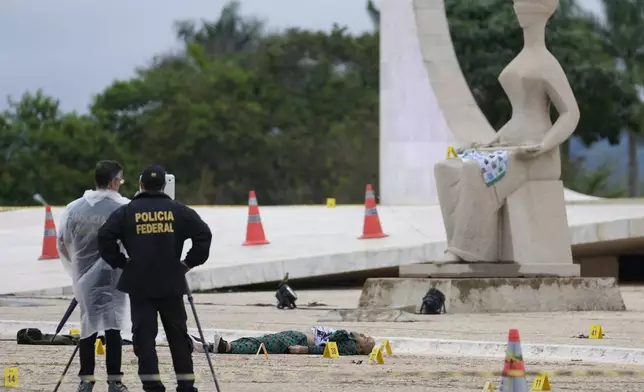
[{"xmin": 97, "ymin": 182, "xmax": 212, "ymax": 392}]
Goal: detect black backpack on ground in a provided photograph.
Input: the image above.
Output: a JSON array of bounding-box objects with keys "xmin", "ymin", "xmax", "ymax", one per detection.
[
  {"xmin": 16, "ymin": 328, "xmax": 78, "ymax": 345},
  {"xmin": 419, "ymin": 288, "xmax": 446, "ymax": 314},
  {"xmin": 16, "ymin": 328, "xmax": 132, "ymax": 346}
]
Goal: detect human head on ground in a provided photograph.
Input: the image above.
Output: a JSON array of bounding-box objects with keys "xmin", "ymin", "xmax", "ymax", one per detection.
[
  {"xmin": 139, "ymin": 165, "xmax": 167, "ymax": 193},
  {"xmin": 95, "ymin": 160, "xmax": 124, "ymax": 192},
  {"xmin": 352, "ymin": 332, "xmax": 376, "ymax": 355}
]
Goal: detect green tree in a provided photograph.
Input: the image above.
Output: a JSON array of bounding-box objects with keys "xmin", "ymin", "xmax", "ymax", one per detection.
[
  {"xmin": 562, "ymin": 157, "xmax": 626, "ymax": 198},
  {"xmin": 250, "ymin": 27, "xmax": 379, "ymax": 203},
  {"xmin": 93, "ymin": 55, "xmax": 271, "ymax": 204},
  {"xmin": 0, "ymin": 90, "xmax": 131, "ymax": 205},
  {"xmin": 91, "ymin": 7, "xmax": 379, "ymax": 205},
  {"xmin": 6, "ymin": 0, "xmax": 637, "ymax": 207},
  {"xmin": 173, "ymin": 0, "xmax": 265, "ymax": 59},
  {"xmin": 594, "ymin": 0, "xmax": 644, "ymax": 196},
  {"xmin": 366, "ymin": 0, "xmax": 380, "ymax": 31}
]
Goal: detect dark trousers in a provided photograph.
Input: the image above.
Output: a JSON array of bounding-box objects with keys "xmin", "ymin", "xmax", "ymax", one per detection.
[
  {"xmin": 130, "ymin": 295, "xmax": 196, "ymax": 392},
  {"xmin": 79, "ymin": 329, "xmax": 123, "ymax": 382}
]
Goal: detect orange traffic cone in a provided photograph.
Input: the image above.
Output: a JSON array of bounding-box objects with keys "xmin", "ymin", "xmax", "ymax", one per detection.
[
  {"xmin": 242, "ymin": 190, "xmax": 269, "ymax": 246},
  {"xmin": 500, "ymin": 329, "xmax": 528, "ymax": 392},
  {"xmin": 39, "ymin": 205, "xmax": 60, "ymax": 260},
  {"xmin": 359, "ymin": 184, "xmax": 388, "ymax": 239}
]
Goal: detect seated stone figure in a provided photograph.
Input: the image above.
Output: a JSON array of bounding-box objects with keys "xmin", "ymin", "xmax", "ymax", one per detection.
[{"xmin": 434, "ymin": 0, "xmax": 580, "ymax": 263}]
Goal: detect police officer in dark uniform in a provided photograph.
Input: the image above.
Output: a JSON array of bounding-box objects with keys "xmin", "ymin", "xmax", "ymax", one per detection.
[{"xmin": 97, "ymin": 165, "xmax": 212, "ymax": 392}]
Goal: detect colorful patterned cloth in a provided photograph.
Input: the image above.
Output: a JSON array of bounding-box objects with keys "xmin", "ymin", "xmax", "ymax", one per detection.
[
  {"xmin": 310, "ymin": 326, "xmax": 337, "ymax": 346},
  {"xmin": 457, "ymin": 149, "xmax": 509, "ymax": 186}
]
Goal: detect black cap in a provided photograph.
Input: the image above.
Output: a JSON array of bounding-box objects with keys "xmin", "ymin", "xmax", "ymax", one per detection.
[{"xmin": 140, "ymin": 165, "xmax": 166, "ymax": 191}]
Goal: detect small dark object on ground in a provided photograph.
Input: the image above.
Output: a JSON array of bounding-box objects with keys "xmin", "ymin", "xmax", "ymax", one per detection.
[
  {"xmin": 306, "ymin": 301, "xmax": 328, "ymax": 307},
  {"xmin": 276, "ymin": 273, "xmax": 297, "ymax": 309},
  {"xmin": 16, "ymin": 328, "xmax": 132, "ymax": 346},
  {"xmin": 572, "ymin": 333, "xmax": 608, "ymax": 339},
  {"xmin": 419, "ymin": 288, "xmax": 447, "ymax": 315}
]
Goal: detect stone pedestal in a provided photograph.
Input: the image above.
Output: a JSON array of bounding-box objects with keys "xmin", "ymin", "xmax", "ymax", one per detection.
[
  {"xmin": 359, "ymin": 277, "xmax": 625, "ymax": 313},
  {"xmin": 399, "ymin": 262, "xmax": 580, "ymax": 278}
]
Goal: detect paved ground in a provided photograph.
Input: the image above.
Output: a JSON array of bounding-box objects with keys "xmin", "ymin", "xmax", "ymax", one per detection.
[
  {"xmin": 2, "ymin": 340, "xmax": 644, "ymax": 392},
  {"xmin": 4, "ymin": 286, "xmax": 644, "ymax": 390},
  {"xmin": 3, "ymin": 286, "xmax": 644, "ymax": 348}
]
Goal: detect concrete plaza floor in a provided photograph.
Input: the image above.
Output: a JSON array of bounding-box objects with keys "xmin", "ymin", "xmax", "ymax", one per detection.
[
  {"xmin": 3, "ymin": 287, "xmax": 644, "ymax": 390},
  {"xmin": 3, "ymin": 286, "xmax": 644, "ymax": 348},
  {"xmin": 2, "ymin": 341, "xmax": 643, "ymax": 392}
]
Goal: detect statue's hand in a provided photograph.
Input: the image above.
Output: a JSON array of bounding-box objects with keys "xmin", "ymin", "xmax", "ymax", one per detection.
[
  {"xmin": 514, "ymin": 144, "xmax": 542, "ymax": 160},
  {"xmin": 468, "ymin": 141, "xmax": 489, "ymax": 150},
  {"xmin": 467, "ymin": 138, "xmax": 504, "ymax": 150}
]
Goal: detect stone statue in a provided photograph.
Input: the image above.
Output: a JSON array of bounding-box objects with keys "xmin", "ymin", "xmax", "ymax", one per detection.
[{"xmin": 434, "ymin": 0, "xmax": 580, "ymax": 263}]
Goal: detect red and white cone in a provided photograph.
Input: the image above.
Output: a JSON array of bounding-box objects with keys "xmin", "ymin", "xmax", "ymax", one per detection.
[
  {"xmin": 39, "ymin": 205, "xmax": 60, "ymax": 260},
  {"xmin": 242, "ymin": 190, "xmax": 269, "ymax": 246},
  {"xmin": 359, "ymin": 184, "xmax": 387, "ymax": 239}
]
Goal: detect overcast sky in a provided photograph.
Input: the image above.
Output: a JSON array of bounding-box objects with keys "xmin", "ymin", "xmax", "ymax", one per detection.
[{"xmin": 0, "ymin": 0, "xmax": 602, "ymax": 113}]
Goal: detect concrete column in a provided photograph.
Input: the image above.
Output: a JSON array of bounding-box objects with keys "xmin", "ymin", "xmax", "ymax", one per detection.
[{"xmin": 379, "ymin": 0, "xmax": 455, "ymax": 206}]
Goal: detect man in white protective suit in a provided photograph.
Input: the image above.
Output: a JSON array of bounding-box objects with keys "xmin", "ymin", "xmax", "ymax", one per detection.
[{"xmin": 57, "ymin": 160, "xmax": 132, "ymax": 392}]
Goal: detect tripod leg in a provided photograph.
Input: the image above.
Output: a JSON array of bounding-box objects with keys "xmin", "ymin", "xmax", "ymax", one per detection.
[
  {"xmin": 185, "ymin": 284, "xmax": 222, "ymax": 392},
  {"xmin": 52, "ymin": 343, "xmax": 80, "ymax": 392}
]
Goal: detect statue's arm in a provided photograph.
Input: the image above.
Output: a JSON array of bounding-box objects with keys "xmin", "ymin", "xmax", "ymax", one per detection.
[
  {"xmin": 489, "ymin": 125, "xmax": 508, "ymax": 145},
  {"xmin": 467, "ymin": 127, "xmax": 509, "ymax": 149},
  {"xmin": 539, "ymin": 61, "xmax": 581, "ymax": 152},
  {"xmin": 474, "ymin": 115, "xmax": 512, "ymax": 148}
]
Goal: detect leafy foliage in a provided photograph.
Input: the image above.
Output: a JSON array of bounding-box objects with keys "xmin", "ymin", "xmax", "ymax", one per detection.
[
  {"xmin": 0, "ymin": 0, "xmax": 639, "ymax": 204},
  {"xmin": 562, "ymin": 157, "xmax": 626, "ymax": 198},
  {"xmin": 593, "ymin": 0, "xmax": 644, "ymax": 196}
]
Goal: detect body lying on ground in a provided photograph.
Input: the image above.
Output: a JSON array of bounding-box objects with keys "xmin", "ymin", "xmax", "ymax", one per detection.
[{"xmin": 190, "ymin": 326, "xmax": 376, "ymax": 355}]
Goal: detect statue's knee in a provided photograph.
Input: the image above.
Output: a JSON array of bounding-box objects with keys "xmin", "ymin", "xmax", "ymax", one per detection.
[
  {"xmin": 462, "ymin": 160, "xmax": 482, "ymax": 176},
  {"xmin": 435, "ymin": 159, "xmax": 462, "ymax": 178}
]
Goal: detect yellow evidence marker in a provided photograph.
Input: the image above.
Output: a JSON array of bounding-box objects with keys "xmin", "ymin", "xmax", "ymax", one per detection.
[
  {"xmin": 446, "ymin": 146, "xmax": 458, "ymax": 159},
  {"xmin": 326, "ymin": 198, "xmax": 336, "ymax": 208},
  {"xmin": 589, "ymin": 324, "xmax": 603, "ymax": 339},
  {"xmin": 481, "ymin": 381, "xmax": 494, "ymax": 391},
  {"xmin": 255, "ymin": 342, "xmax": 269, "ymax": 360},
  {"xmin": 379, "ymin": 339, "xmax": 392, "ymax": 355},
  {"xmin": 95, "ymin": 339, "xmax": 105, "ymax": 355},
  {"xmin": 368, "ymin": 347, "xmax": 385, "ymax": 365},
  {"xmin": 531, "ymin": 373, "xmax": 551, "ymax": 391},
  {"xmin": 69, "ymin": 328, "xmax": 81, "ymax": 336},
  {"xmin": 323, "ymin": 342, "xmax": 340, "ymax": 358},
  {"xmin": 3, "ymin": 368, "xmax": 19, "ymax": 387}
]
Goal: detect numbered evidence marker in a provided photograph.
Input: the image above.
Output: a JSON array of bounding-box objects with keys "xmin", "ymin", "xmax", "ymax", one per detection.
[
  {"xmin": 4, "ymin": 368, "xmax": 19, "ymax": 387},
  {"xmin": 69, "ymin": 328, "xmax": 81, "ymax": 336},
  {"xmin": 481, "ymin": 381, "xmax": 494, "ymax": 392},
  {"xmin": 323, "ymin": 342, "xmax": 340, "ymax": 358},
  {"xmin": 255, "ymin": 342, "xmax": 269, "ymax": 360},
  {"xmin": 326, "ymin": 198, "xmax": 336, "ymax": 208},
  {"xmin": 531, "ymin": 373, "xmax": 551, "ymax": 391},
  {"xmin": 446, "ymin": 146, "xmax": 458, "ymax": 159},
  {"xmin": 368, "ymin": 346, "xmax": 385, "ymax": 365},
  {"xmin": 379, "ymin": 339, "xmax": 392, "ymax": 355},
  {"xmin": 95, "ymin": 338, "xmax": 106, "ymax": 355},
  {"xmin": 589, "ymin": 324, "xmax": 604, "ymax": 339}
]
